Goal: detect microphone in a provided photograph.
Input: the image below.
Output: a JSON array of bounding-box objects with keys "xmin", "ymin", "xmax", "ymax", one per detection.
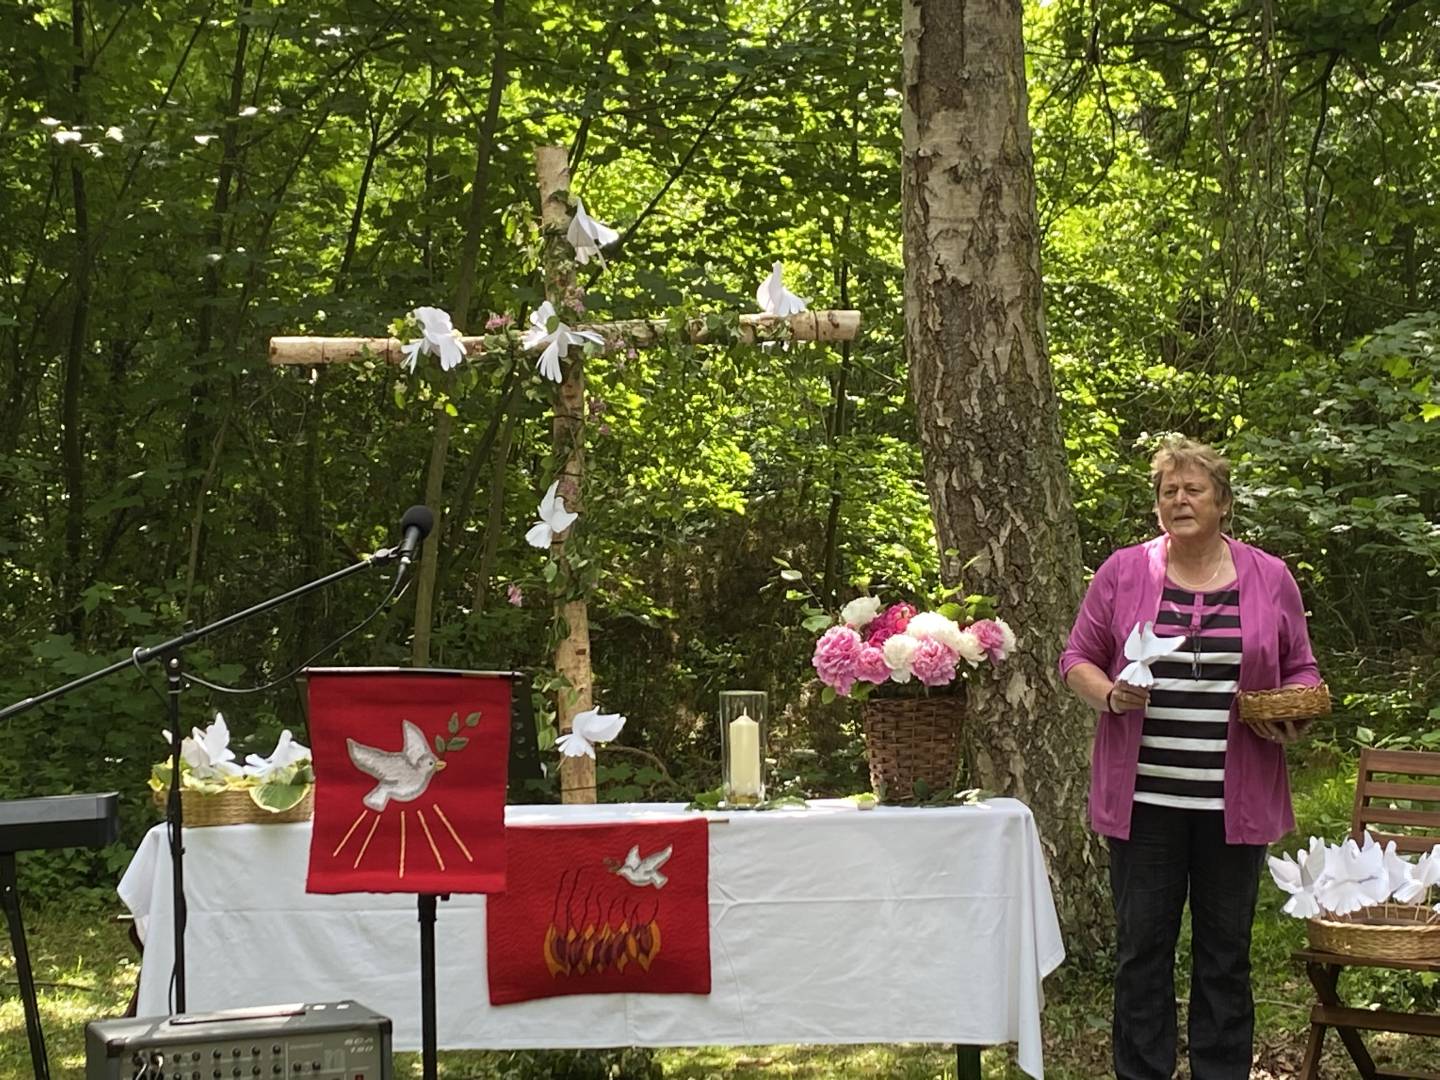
[{"xmin": 394, "ymin": 505, "xmax": 435, "ymax": 576}]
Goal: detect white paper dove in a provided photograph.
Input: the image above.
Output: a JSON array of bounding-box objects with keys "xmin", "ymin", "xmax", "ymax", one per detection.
[
  {"xmin": 401, "ymin": 306, "xmax": 467, "ymax": 373},
  {"xmin": 524, "ymin": 479, "xmax": 579, "ymax": 549},
  {"xmin": 1116, "ymin": 621, "xmax": 1186, "ymax": 688},
  {"xmin": 1395, "ymin": 844, "xmax": 1440, "ymax": 904},
  {"xmin": 347, "ymin": 719, "xmax": 446, "ymax": 812},
  {"xmin": 611, "ymin": 844, "xmax": 672, "ymax": 888},
  {"xmin": 520, "ymin": 301, "xmax": 604, "ymax": 383},
  {"xmin": 553, "ymin": 707, "xmax": 626, "ymax": 759},
  {"xmin": 1315, "ymin": 836, "xmax": 1393, "ymax": 916},
  {"xmin": 163, "ymin": 712, "xmax": 242, "ymax": 779},
  {"xmin": 1267, "ymin": 837, "xmax": 1328, "ymax": 918},
  {"xmin": 243, "ymin": 729, "xmax": 311, "ymax": 779},
  {"xmin": 566, "ymin": 198, "xmax": 619, "ymax": 266},
  {"xmin": 755, "ymin": 261, "xmax": 809, "ymax": 317}
]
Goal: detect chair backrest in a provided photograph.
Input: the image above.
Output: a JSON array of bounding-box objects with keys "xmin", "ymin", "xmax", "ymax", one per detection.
[{"xmin": 1351, "ymin": 748, "xmax": 1440, "ymax": 854}]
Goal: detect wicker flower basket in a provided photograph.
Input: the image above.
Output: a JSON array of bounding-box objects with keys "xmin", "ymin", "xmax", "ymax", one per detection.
[
  {"xmin": 1306, "ymin": 903, "xmax": 1440, "ymax": 961},
  {"xmin": 860, "ymin": 693, "xmax": 964, "ymax": 803},
  {"xmin": 150, "ymin": 786, "xmax": 314, "ymax": 827},
  {"xmin": 1238, "ymin": 682, "xmax": 1332, "ymax": 725}
]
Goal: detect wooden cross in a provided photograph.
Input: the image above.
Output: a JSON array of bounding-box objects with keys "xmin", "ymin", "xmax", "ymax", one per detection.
[{"xmin": 268, "ymin": 145, "xmax": 861, "ymax": 803}]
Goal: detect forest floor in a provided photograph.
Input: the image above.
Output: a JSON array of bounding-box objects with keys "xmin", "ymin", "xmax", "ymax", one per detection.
[{"xmin": 6, "ymin": 758, "xmax": 1440, "ymax": 1078}]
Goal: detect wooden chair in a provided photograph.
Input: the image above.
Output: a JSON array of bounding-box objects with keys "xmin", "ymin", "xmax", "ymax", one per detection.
[{"xmin": 1296, "ymin": 748, "xmax": 1440, "ymax": 1079}]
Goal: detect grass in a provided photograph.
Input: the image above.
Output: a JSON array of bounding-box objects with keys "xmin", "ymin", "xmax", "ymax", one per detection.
[{"xmin": 8, "ymin": 753, "xmax": 1440, "ymax": 1078}]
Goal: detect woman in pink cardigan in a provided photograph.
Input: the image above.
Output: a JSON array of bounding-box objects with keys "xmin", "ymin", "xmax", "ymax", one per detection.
[{"xmin": 1060, "ymin": 437, "xmax": 1321, "ymax": 1080}]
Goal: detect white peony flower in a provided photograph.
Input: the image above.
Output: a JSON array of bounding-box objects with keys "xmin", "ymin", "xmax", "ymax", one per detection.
[
  {"xmin": 882, "ymin": 634, "xmax": 918, "ymax": 683},
  {"xmin": 840, "ymin": 596, "xmax": 882, "ymax": 629},
  {"xmin": 954, "ymin": 628, "xmax": 986, "ymax": 666},
  {"xmin": 905, "ymin": 611, "xmax": 964, "ymax": 653}
]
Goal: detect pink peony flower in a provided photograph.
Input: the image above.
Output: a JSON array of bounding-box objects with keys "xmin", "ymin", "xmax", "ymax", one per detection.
[
  {"xmin": 970, "ymin": 618, "xmax": 1015, "ymax": 663},
  {"xmin": 812, "ymin": 625, "xmax": 863, "ymax": 696},
  {"xmin": 485, "ymin": 312, "xmax": 514, "ymax": 331},
  {"xmin": 506, "ymin": 583, "xmax": 524, "ymax": 607},
  {"xmin": 909, "ymin": 638, "xmax": 958, "ymax": 687},
  {"xmin": 854, "ymin": 645, "xmax": 891, "ymax": 685},
  {"xmin": 864, "ymin": 603, "xmax": 916, "ymax": 648}
]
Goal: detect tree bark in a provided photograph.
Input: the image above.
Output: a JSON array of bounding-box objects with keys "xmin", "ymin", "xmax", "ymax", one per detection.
[
  {"xmin": 902, "ymin": 0, "xmax": 1107, "ymax": 948},
  {"xmin": 537, "ymin": 145, "xmax": 596, "ymax": 805}
]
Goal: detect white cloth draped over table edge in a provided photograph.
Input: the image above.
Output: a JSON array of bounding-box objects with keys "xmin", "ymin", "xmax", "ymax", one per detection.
[{"xmin": 119, "ymin": 799, "xmax": 1065, "ymax": 1080}]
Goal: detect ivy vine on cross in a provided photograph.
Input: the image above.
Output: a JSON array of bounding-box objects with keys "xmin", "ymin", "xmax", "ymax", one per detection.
[{"xmin": 267, "ymin": 145, "xmax": 861, "ymax": 804}]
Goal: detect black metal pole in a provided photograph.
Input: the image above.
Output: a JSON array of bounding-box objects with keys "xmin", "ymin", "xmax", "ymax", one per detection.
[
  {"xmin": 1, "ymin": 851, "xmax": 50, "ymax": 1080},
  {"xmin": 165, "ymin": 653, "xmax": 187, "ymax": 1013},
  {"xmin": 419, "ymin": 894, "xmax": 439, "ymax": 1080},
  {"xmin": 0, "ymin": 552, "xmax": 396, "ymax": 724}
]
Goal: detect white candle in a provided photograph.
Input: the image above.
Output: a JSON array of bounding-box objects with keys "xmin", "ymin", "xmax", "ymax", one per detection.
[{"xmin": 727, "ymin": 711, "xmax": 762, "ymax": 800}]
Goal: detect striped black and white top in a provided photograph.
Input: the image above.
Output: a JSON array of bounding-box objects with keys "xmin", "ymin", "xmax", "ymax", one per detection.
[{"xmin": 1134, "ymin": 581, "xmax": 1242, "ymax": 811}]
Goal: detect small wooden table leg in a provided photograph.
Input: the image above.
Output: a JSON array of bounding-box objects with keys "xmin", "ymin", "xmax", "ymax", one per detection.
[
  {"xmin": 1305, "ymin": 960, "xmax": 1380, "ymax": 1080},
  {"xmin": 954, "ymin": 1045, "xmax": 982, "ymax": 1080}
]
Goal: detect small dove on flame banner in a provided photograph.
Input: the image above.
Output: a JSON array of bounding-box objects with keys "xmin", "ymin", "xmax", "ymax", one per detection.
[
  {"xmin": 486, "ymin": 818, "xmax": 711, "ymax": 1005},
  {"xmin": 304, "ymin": 668, "xmax": 514, "ymax": 895}
]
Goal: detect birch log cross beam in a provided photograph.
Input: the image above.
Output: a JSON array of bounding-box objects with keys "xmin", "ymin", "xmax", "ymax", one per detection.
[
  {"xmin": 267, "ymin": 311, "xmax": 862, "ymax": 366},
  {"xmin": 265, "ymin": 145, "xmax": 860, "ymax": 804}
]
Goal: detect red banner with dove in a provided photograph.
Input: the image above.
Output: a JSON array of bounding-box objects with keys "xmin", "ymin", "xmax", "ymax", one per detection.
[
  {"xmin": 486, "ymin": 818, "xmax": 711, "ymax": 1004},
  {"xmin": 304, "ymin": 667, "xmax": 513, "ymax": 894}
]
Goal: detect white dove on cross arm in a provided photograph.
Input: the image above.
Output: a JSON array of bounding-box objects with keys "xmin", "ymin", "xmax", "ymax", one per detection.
[
  {"xmin": 755, "ymin": 261, "xmax": 809, "ymax": 317},
  {"xmin": 521, "ymin": 301, "xmax": 603, "ymax": 383},
  {"xmin": 1115, "ymin": 620, "xmax": 1186, "ymax": 688},
  {"xmin": 566, "ymin": 199, "xmax": 619, "ymax": 266}
]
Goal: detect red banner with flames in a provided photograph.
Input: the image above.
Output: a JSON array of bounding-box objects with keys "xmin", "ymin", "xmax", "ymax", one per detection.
[
  {"xmin": 486, "ymin": 818, "xmax": 711, "ymax": 1004},
  {"xmin": 304, "ymin": 667, "xmax": 513, "ymax": 894}
]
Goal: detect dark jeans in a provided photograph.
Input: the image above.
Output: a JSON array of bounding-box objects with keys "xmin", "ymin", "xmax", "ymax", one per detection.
[{"xmin": 1108, "ymin": 802, "xmax": 1266, "ymax": 1080}]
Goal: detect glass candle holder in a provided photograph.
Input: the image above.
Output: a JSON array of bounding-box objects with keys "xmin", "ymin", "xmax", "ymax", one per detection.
[{"xmin": 719, "ymin": 690, "xmax": 768, "ymax": 806}]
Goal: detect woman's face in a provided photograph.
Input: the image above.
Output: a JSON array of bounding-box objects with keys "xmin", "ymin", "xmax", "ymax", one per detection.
[{"xmin": 1155, "ymin": 464, "xmax": 1230, "ymax": 541}]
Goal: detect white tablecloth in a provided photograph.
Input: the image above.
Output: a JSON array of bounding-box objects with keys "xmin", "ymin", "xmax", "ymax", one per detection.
[{"xmin": 119, "ymin": 799, "xmax": 1064, "ymax": 1077}]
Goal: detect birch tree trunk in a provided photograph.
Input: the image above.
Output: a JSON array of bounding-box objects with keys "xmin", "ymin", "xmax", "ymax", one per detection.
[
  {"xmin": 536, "ymin": 146, "xmax": 596, "ymax": 804},
  {"xmin": 902, "ymin": 0, "xmax": 1106, "ymax": 946}
]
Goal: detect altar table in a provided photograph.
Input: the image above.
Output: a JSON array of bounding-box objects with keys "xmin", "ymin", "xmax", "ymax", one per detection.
[{"xmin": 119, "ymin": 799, "xmax": 1065, "ymax": 1078}]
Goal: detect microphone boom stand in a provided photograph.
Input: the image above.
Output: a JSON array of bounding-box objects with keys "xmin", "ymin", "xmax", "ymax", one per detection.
[{"xmin": 0, "ymin": 547, "xmax": 406, "ymax": 1013}]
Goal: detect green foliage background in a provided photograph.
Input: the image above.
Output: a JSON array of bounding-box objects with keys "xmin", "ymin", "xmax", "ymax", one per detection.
[{"xmin": 0, "ymin": 0, "xmax": 1436, "ymax": 904}]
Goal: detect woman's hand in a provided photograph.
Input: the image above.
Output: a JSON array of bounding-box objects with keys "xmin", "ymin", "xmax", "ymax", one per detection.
[
  {"xmin": 1107, "ymin": 680, "xmax": 1150, "ymax": 713},
  {"xmin": 1253, "ymin": 717, "xmax": 1310, "ymax": 744}
]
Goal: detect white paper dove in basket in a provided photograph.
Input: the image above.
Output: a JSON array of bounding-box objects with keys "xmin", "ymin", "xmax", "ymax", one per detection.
[
  {"xmin": 1116, "ymin": 621, "xmax": 1185, "ymax": 688},
  {"xmin": 1268, "ymin": 833, "xmax": 1438, "ymax": 920},
  {"xmin": 554, "ymin": 707, "xmax": 626, "ymax": 759}
]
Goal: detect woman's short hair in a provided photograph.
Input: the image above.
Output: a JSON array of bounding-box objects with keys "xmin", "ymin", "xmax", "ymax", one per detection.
[{"xmin": 1150, "ymin": 436, "xmax": 1232, "ymax": 506}]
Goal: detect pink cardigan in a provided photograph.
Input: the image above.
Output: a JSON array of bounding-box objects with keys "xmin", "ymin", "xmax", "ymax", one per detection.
[{"xmin": 1059, "ymin": 535, "xmax": 1321, "ymax": 845}]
